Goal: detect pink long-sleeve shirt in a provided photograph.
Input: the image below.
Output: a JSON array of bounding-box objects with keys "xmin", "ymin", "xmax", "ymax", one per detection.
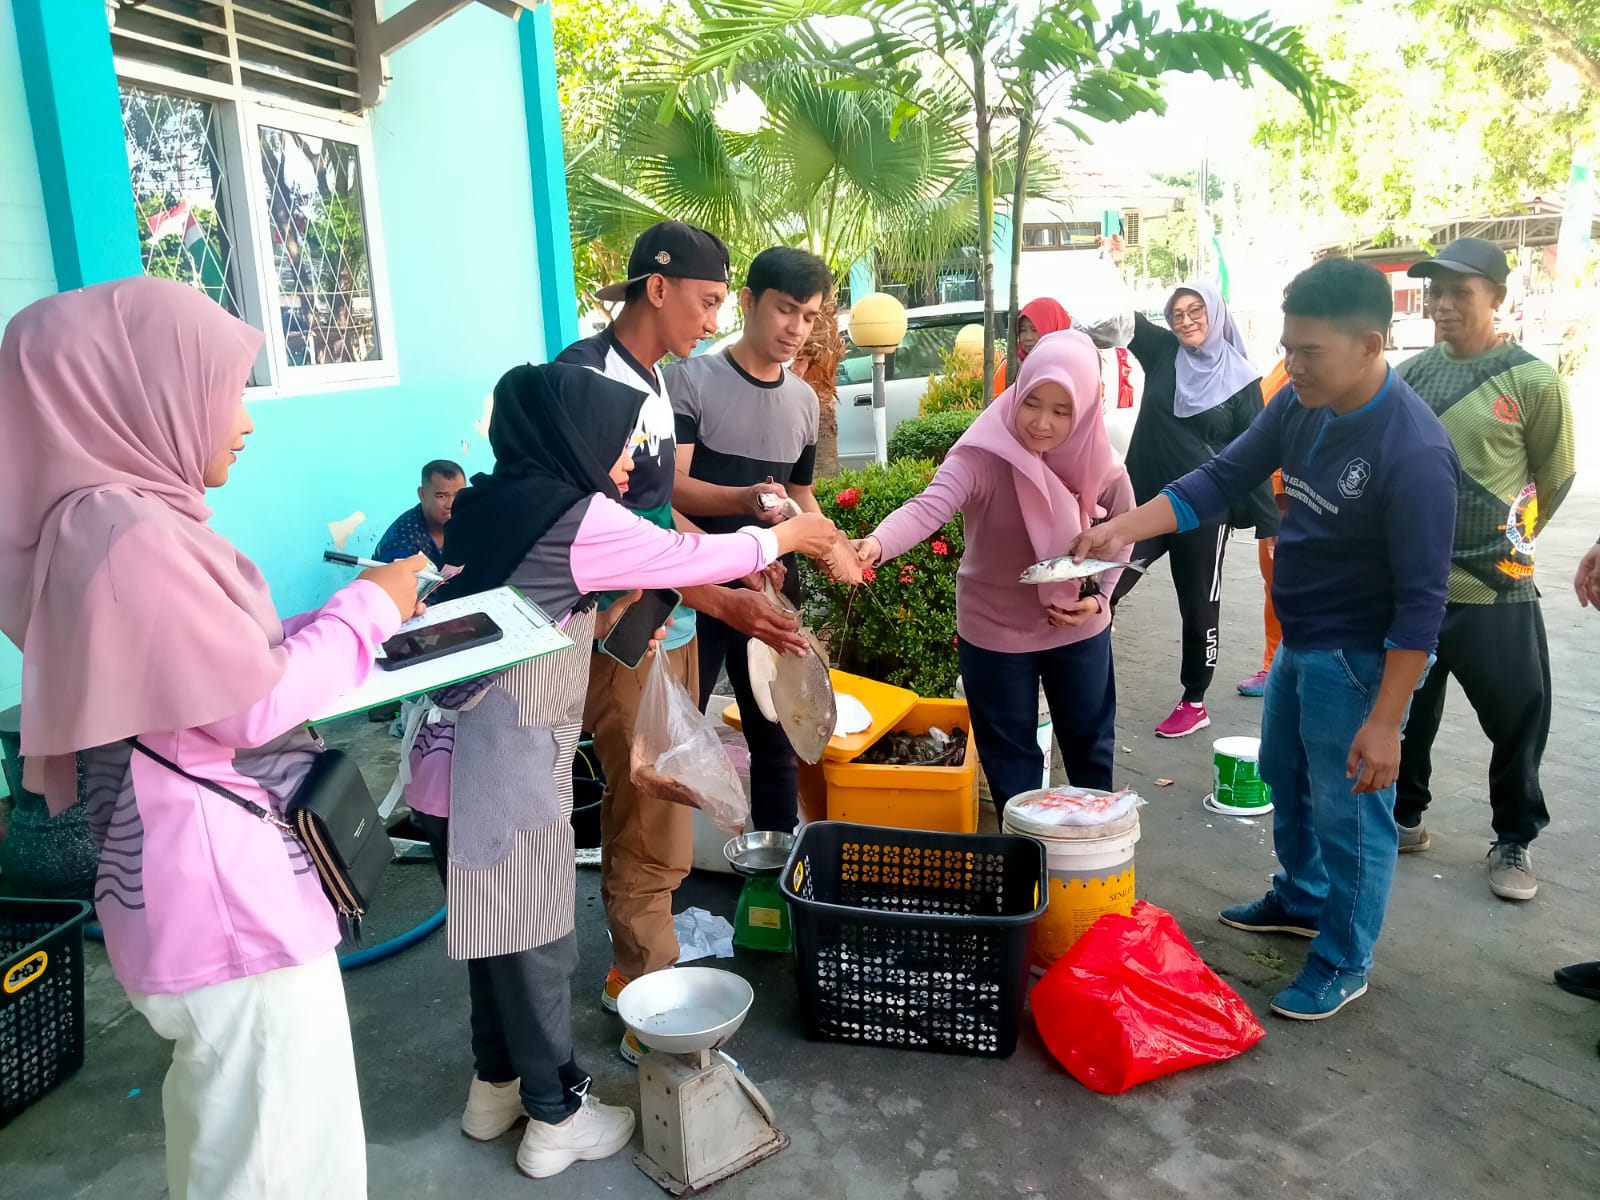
[
  {"xmin": 91, "ymin": 580, "xmax": 400, "ymax": 995},
  {"xmin": 404, "ymin": 495, "xmax": 777, "ymax": 819},
  {"xmin": 872, "ymin": 454, "xmax": 1135, "ymax": 655}
]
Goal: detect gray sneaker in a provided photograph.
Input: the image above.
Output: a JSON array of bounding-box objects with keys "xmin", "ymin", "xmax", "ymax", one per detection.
[
  {"xmin": 1487, "ymin": 842, "xmax": 1537, "ymax": 901},
  {"xmin": 1397, "ymin": 821, "xmax": 1430, "ymax": 853}
]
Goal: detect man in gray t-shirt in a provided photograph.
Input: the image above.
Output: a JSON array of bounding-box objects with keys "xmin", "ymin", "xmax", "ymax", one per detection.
[{"xmin": 664, "ymin": 247, "xmax": 832, "ymax": 832}]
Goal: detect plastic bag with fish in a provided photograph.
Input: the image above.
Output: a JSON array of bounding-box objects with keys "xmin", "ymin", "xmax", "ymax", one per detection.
[
  {"xmin": 630, "ymin": 654, "xmax": 750, "ymax": 833},
  {"xmin": 1008, "ymin": 785, "xmax": 1144, "ymax": 827},
  {"xmin": 745, "ymin": 584, "xmax": 836, "ymax": 763}
]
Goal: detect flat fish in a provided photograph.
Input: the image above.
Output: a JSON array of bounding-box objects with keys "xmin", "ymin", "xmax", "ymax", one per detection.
[
  {"xmin": 745, "ymin": 585, "xmax": 836, "ymax": 764},
  {"xmin": 1018, "ymin": 556, "xmax": 1148, "ymax": 585}
]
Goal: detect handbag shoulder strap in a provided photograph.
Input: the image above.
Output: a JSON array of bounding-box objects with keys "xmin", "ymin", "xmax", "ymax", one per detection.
[{"xmin": 125, "ymin": 738, "xmax": 292, "ymax": 832}]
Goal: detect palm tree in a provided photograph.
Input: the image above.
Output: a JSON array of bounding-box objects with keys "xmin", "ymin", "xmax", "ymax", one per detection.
[
  {"xmin": 669, "ymin": 0, "xmax": 1344, "ymax": 401},
  {"xmin": 568, "ymin": 65, "xmax": 1048, "ymax": 472}
]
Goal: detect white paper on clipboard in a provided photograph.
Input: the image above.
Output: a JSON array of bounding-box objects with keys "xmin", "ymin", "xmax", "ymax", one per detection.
[{"xmin": 310, "ymin": 586, "xmax": 572, "ymax": 723}]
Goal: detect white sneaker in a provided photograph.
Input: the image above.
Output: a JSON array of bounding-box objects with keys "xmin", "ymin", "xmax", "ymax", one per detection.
[
  {"xmin": 516, "ymin": 1095, "xmax": 637, "ymax": 1179},
  {"xmin": 461, "ymin": 1076, "xmax": 526, "ymax": 1141}
]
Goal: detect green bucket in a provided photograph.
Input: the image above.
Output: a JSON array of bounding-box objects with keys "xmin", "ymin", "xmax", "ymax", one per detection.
[{"xmin": 1205, "ymin": 736, "xmax": 1273, "ymax": 815}]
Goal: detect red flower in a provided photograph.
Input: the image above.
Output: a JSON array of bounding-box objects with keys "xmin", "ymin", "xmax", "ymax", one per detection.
[
  {"xmin": 898, "ymin": 565, "xmax": 915, "ymax": 583},
  {"xmin": 931, "ymin": 540, "xmax": 949, "ymax": 556},
  {"xmin": 836, "ymin": 487, "xmax": 861, "ymax": 509},
  {"xmin": 951, "ymin": 634, "xmax": 958, "ymax": 646},
  {"xmin": 862, "ymin": 566, "xmax": 876, "ymax": 582}
]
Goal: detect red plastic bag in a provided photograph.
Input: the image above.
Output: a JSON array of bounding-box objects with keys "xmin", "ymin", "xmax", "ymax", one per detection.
[{"xmin": 1031, "ymin": 901, "xmax": 1265, "ymax": 1094}]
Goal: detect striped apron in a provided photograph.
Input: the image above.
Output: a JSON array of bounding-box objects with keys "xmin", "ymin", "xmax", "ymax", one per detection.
[{"xmin": 444, "ymin": 609, "xmax": 594, "ymax": 960}]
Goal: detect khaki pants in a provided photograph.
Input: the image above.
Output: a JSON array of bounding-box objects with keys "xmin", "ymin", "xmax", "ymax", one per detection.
[{"xmin": 586, "ymin": 641, "xmax": 699, "ymax": 979}]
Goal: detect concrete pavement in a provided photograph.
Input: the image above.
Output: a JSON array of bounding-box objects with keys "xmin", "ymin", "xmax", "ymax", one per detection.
[{"xmin": 3, "ymin": 499, "xmax": 1597, "ymax": 1200}]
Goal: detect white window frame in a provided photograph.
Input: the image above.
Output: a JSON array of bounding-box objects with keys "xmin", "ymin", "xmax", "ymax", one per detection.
[{"xmin": 115, "ymin": 56, "xmax": 398, "ymax": 398}]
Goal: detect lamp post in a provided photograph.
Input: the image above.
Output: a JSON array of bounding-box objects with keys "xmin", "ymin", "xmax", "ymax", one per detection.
[
  {"xmin": 953, "ymin": 322, "xmax": 984, "ymax": 363},
  {"xmin": 848, "ymin": 292, "xmax": 907, "ymax": 465}
]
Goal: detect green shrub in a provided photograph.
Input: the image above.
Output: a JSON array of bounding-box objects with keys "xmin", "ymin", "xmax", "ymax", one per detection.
[
  {"xmin": 887, "ymin": 409, "xmax": 980, "ymax": 464},
  {"xmin": 801, "ymin": 459, "xmax": 963, "ymax": 697},
  {"xmin": 918, "ymin": 347, "xmax": 984, "ymax": 415}
]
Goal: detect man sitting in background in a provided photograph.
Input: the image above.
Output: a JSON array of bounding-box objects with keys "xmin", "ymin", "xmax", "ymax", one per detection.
[{"xmin": 377, "ymin": 459, "xmax": 465, "ymax": 568}]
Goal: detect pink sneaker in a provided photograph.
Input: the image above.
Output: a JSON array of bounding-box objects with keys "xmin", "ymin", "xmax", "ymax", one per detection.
[
  {"xmin": 1237, "ymin": 670, "xmax": 1269, "ymax": 697},
  {"xmin": 1155, "ymin": 701, "xmax": 1211, "ymax": 738}
]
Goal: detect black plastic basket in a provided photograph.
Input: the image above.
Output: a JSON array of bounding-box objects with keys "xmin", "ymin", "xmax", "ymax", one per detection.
[
  {"xmin": 780, "ymin": 821, "xmax": 1047, "ymax": 1057},
  {"xmin": 1, "ymin": 897, "xmax": 91, "ymax": 1127}
]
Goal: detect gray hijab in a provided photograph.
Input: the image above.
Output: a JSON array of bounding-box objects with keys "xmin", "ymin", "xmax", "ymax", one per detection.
[{"xmin": 1165, "ymin": 281, "xmax": 1258, "ymax": 418}]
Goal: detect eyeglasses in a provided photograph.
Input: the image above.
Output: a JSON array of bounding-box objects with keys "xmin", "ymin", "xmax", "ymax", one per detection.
[{"xmin": 1170, "ymin": 304, "xmax": 1207, "ymax": 326}]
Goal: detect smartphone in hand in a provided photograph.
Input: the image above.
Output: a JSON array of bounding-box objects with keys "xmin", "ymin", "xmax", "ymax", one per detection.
[{"xmin": 599, "ymin": 589, "xmax": 680, "ymax": 669}]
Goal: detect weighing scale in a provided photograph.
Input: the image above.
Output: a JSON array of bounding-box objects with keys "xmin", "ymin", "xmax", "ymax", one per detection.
[
  {"xmin": 723, "ymin": 831, "xmax": 796, "ymax": 953},
  {"xmin": 616, "ymin": 967, "xmax": 788, "ymax": 1195}
]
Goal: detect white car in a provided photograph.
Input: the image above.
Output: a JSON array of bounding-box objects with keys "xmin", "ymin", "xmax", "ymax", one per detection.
[{"xmin": 832, "ymin": 302, "xmax": 1001, "ymax": 467}]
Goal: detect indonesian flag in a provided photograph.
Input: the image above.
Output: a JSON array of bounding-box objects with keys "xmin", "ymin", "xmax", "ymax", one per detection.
[
  {"xmin": 145, "ymin": 199, "xmax": 231, "ymax": 310},
  {"xmin": 145, "ymin": 199, "xmax": 192, "ymax": 243}
]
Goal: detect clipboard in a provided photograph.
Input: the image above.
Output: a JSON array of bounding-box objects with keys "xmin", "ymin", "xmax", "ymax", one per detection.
[{"xmin": 310, "ymin": 586, "xmax": 572, "ymax": 723}]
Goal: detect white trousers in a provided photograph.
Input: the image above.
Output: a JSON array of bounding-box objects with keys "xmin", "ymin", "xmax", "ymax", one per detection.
[{"xmin": 128, "ymin": 951, "xmax": 366, "ymax": 1199}]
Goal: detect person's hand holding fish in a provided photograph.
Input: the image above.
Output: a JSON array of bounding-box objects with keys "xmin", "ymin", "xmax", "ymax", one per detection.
[
  {"xmin": 1067, "ymin": 519, "xmax": 1133, "ymax": 566},
  {"xmin": 852, "ymin": 536, "xmax": 882, "ymax": 567},
  {"xmin": 1045, "ymin": 597, "xmax": 1100, "ymax": 627},
  {"xmin": 749, "ymin": 481, "xmax": 792, "ymax": 523},
  {"xmin": 774, "ymin": 512, "xmax": 840, "ymax": 560},
  {"xmin": 717, "ymin": 587, "xmax": 808, "ymax": 656}
]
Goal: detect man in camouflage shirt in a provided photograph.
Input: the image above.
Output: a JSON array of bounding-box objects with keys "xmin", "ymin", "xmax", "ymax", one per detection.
[{"xmin": 1393, "ymin": 238, "xmax": 1575, "ymax": 902}]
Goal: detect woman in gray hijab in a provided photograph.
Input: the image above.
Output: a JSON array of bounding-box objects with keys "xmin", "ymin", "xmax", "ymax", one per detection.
[{"xmin": 1110, "ymin": 281, "xmax": 1279, "ymax": 739}]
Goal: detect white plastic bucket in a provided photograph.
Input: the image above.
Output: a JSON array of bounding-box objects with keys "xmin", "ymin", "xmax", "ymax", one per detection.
[
  {"xmin": 1204, "ymin": 736, "xmax": 1273, "ymax": 816},
  {"xmin": 1003, "ymin": 791, "xmax": 1139, "ymax": 969}
]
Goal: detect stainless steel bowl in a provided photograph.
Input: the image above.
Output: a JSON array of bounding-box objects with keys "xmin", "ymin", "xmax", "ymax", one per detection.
[
  {"xmin": 615, "ymin": 967, "xmax": 755, "ymax": 1054},
  {"xmin": 722, "ymin": 830, "xmax": 797, "ymax": 877}
]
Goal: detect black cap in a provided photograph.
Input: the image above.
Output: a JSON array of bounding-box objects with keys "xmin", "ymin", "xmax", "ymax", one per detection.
[
  {"xmin": 1406, "ymin": 236, "xmax": 1510, "ymax": 285},
  {"xmin": 595, "ymin": 221, "xmax": 731, "ymax": 303}
]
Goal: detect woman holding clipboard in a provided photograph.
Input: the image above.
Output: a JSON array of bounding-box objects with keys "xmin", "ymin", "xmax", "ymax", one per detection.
[
  {"xmin": 403, "ymin": 362, "xmax": 834, "ymax": 1182},
  {"xmin": 0, "ymin": 278, "xmax": 430, "ymax": 1198}
]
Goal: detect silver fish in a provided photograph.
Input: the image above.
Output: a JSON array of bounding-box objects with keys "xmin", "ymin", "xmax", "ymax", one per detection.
[{"xmin": 1019, "ymin": 556, "xmax": 1148, "ymax": 585}]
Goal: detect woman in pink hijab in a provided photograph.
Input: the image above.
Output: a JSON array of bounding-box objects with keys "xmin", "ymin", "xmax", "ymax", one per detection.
[
  {"xmin": 854, "ymin": 330, "xmax": 1134, "ymax": 816},
  {"xmin": 0, "ymin": 277, "xmax": 429, "ymax": 1199}
]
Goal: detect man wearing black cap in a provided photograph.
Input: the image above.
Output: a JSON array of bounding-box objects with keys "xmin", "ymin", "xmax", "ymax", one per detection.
[
  {"xmin": 1393, "ymin": 236, "xmax": 1575, "ymax": 902},
  {"xmin": 557, "ymin": 222, "xmax": 818, "ymax": 1062}
]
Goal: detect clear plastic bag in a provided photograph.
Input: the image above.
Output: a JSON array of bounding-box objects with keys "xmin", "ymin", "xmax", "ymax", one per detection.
[
  {"xmin": 1072, "ymin": 255, "xmax": 1136, "ymax": 349},
  {"xmin": 630, "ymin": 654, "xmax": 750, "ymax": 833},
  {"xmin": 1007, "ymin": 785, "xmax": 1145, "ymax": 828}
]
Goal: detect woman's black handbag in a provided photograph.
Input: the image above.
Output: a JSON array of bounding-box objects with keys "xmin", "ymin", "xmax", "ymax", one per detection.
[{"xmin": 126, "ymin": 739, "xmax": 387, "ymax": 940}]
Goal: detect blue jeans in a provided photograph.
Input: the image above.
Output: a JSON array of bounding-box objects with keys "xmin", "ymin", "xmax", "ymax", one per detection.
[
  {"xmin": 1258, "ymin": 646, "xmax": 1419, "ymax": 978},
  {"xmin": 957, "ymin": 630, "xmax": 1116, "ymax": 816}
]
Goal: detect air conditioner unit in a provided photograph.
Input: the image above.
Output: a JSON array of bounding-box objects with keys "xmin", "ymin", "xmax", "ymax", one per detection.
[{"xmin": 1122, "ymin": 209, "xmax": 1142, "ymax": 247}]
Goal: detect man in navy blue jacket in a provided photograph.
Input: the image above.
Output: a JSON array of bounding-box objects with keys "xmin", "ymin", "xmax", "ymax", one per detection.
[{"xmin": 1074, "ymin": 259, "xmax": 1460, "ymax": 1020}]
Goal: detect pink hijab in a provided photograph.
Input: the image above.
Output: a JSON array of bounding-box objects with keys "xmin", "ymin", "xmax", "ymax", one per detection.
[
  {"xmin": 947, "ymin": 329, "xmax": 1125, "ymax": 611},
  {"xmin": 0, "ymin": 277, "xmax": 285, "ymax": 813}
]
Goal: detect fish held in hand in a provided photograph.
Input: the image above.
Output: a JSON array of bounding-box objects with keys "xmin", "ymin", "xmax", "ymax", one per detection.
[{"xmin": 1019, "ymin": 556, "xmax": 1147, "ymax": 585}]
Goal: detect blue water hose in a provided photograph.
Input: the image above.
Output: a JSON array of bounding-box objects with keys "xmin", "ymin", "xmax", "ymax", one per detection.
[{"xmin": 83, "ymin": 905, "xmax": 447, "ymax": 971}]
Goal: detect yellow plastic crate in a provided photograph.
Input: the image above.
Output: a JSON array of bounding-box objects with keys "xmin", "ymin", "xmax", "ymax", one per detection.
[{"xmin": 821, "ymin": 699, "xmax": 979, "ymax": 834}]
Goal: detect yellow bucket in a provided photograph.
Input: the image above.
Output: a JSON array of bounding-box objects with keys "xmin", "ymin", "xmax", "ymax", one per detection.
[{"xmin": 1002, "ymin": 792, "xmax": 1139, "ymax": 970}]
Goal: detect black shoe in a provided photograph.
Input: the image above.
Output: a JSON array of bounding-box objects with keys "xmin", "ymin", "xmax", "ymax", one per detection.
[{"xmin": 1554, "ymin": 961, "xmax": 1600, "ymax": 1002}]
